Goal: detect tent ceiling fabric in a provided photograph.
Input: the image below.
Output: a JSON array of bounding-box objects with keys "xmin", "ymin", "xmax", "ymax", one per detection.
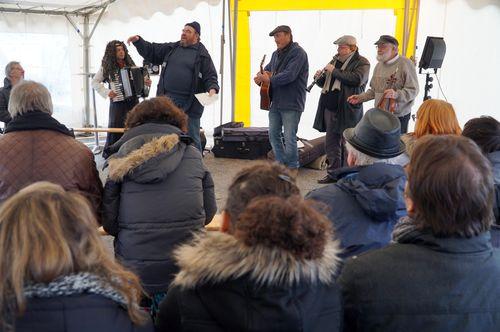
[
  {"xmin": 0, "ymin": 0, "xmax": 221, "ymax": 17},
  {"xmin": 105, "ymin": 0, "xmax": 221, "ymax": 20}
]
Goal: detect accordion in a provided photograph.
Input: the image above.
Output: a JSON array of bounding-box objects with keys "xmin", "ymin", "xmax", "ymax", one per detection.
[{"xmin": 118, "ymin": 66, "xmax": 150, "ymax": 99}]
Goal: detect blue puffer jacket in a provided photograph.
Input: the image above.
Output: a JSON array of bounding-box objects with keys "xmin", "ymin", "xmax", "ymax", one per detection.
[
  {"xmin": 264, "ymin": 42, "xmax": 309, "ymax": 112},
  {"xmin": 102, "ymin": 123, "xmax": 217, "ymax": 294},
  {"xmin": 306, "ymin": 163, "xmax": 407, "ymax": 259}
]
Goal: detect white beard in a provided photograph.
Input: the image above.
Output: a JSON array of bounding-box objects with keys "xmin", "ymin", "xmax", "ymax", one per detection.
[{"xmin": 377, "ymin": 51, "xmax": 392, "ymax": 63}]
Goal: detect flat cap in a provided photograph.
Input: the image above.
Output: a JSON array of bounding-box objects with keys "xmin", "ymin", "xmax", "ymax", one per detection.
[
  {"xmin": 333, "ymin": 35, "xmax": 357, "ymax": 46},
  {"xmin": 269, "ymin": 25, "xmax": 291, "ymax": 36},
  {"xmin": 374, "ymin": 35, "xmax": 399, "ymax": 46}
]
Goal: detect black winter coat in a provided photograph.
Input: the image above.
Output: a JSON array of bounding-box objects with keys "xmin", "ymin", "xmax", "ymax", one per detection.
[
  {"xmin": 102, "ymin": 123, "xmax": 217, "ymax": 294},
  {"xmin": 0, "ymin": 77, "xmax": 13, "ymax": 125},
  {"xmin": 133, "ymin": 37, "xmax": 219, "ymax": 118},
  {"xmin": 339, "ymin": 229, "xmax": 500, "ymax": 332},
  {"xmin": 306, "ymin": 163, "xmax": 407, "ymax": 259},
  {"xmin": 313, "ymin": 51, "xmax": 370, "ymax": 133},
  {"xmin": 156, "ymin": 232, "xmax": 343, "ymax": 332}
]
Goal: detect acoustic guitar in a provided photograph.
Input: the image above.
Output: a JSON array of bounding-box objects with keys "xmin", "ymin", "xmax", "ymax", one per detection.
[{"xmin": 259, "ymin": 55, "xmax": 272, "ymax": 110}]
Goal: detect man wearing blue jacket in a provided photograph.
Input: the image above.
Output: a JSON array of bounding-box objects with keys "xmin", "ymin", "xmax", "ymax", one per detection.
[
  {"xmin": 306, "ymin": 108, "xmax": 407, "ymax": 259},
  {"xmin": 254, "ymin": 25, "xmax": 308, "ymax": 175},
  {"xmin": 127, "ymin": 22, "xmax": 219, "ymax": 152}
]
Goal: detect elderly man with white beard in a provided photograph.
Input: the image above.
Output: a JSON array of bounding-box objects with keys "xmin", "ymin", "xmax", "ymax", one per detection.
[{"xmin": 347, "ymin": 35, "xmax": 418, "ymax": 133}]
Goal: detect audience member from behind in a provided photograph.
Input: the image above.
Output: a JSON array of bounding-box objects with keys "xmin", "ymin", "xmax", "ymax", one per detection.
[
  {"xmin": 463, "ymin": 116, "xmax": 500, "ymax": 244},
  {"xmin": 306, "ymin": 108, "xmax": 407, "ymax": 259},
  {"xmin": 102, "ymin": 96, "xmax": 216, "ymax": 316},
  {"xmin": 340, "ymin": 135, "xmax": 500, "ymax": 331},
  {"xmin": 0, "ymin": 80, "xmax": 103, "ymax": 218},
  {"xmin": 156, "ymin": 162, "xmax": 343, "ymax": 332},
  {"xmin": 0, "ymin": 61, "xmax": 24, "ymax": 128},
  {"xmin": 401, "ymin": 99, "xmax": 461, "ymax": 159},
  {"xmin": 0, "ymin": 182, "xmax": 152, "ymax": 332}
]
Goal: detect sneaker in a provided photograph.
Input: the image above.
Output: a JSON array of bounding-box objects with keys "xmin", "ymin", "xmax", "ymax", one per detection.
[{"xmin": 317, "ymin": 175, "xmax": 335, "ymax": 184}]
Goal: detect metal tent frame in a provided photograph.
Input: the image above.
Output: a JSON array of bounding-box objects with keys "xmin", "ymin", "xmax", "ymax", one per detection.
[{"xmin": 0, "ymin": 0, "xmax": 116, "ymax": 127}]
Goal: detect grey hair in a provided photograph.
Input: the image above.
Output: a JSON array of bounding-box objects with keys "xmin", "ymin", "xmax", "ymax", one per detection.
[
  {"xmin": 8, "ymin": 80, "xmax": 53, "ymax": 118},
  {"xmin": 5, "ymin": 61, "xmax": 20, "ymax": 78},
  {"xmin": 345, "ymin": 141, "xmax": 401, "ymax": 166}
]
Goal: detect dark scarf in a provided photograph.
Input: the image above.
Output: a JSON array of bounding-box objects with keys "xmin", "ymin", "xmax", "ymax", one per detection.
[{"xmin": 4, "ymin": 111, "xmax": 74, "ymax": 137}]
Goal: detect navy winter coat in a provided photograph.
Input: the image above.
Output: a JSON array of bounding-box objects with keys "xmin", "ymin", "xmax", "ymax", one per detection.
[
  {"xmin": 102, "ymin": 123, "xmax": 216, "ymax": 294},
  {"xmin": 11, "ymin": 295, "xmax": 152, "ymax": 332},
  {"xmin": 306, "ymin": 163, "xmax": 407, "ymax": 259},
  {"xmin": 264, "ymin": 42, "xmax": 309, "ymax": 112},
  {"xmin": 339, "ymin": 229, "xmax": 500, "ymax": 332}
]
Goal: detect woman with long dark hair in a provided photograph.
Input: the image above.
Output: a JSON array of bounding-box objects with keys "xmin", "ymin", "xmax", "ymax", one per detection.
[{"xmin": 92, "ymin": 40, "xmax": 150, "ymax": 158}]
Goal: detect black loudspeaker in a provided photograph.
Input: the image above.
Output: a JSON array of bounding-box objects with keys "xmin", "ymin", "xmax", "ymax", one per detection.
[{"xmin": 419, "ymin": 37, "xmax": 446, "ymax": 70}]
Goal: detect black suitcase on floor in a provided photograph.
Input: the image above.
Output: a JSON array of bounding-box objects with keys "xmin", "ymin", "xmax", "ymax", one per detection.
[
  {"xmin": 267, "ymin": 136, "xmax": 326, "ymax": 167},
  {"xmin": 212, "ymin": 127, "xmax": 272, "ymax": 160}
]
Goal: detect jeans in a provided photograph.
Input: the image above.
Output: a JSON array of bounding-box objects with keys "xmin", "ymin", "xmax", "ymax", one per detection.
[
  {"xmin": 268, "ymin": 109, "xmax": 301, "ymax": 169},
  {"xmin": 167, "ymin": 94, "xmax": 202, "ymax": 152}
]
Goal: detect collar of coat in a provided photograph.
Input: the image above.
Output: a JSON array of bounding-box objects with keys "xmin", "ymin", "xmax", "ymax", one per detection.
[
  {"xmin": 172, "ymin": 231, "xmax": 342, "ymax": 289},
  {"xmin": 397, "ymin": 227, "xmax": 493, "ymax": 254},
  {"xmin": 107, "ymin": 133, "xmax": 180, "ymax": 182},
  {"xmin": 24, "ymin": 272, "xmax": 128, "ymax": 308},
  {"xmin": 4, "ymin": 111, "xmax": 74, "ymax": 137},
  {"xmin": 3, "ymin": 77, "xmax": 12, "ymax": 90}
]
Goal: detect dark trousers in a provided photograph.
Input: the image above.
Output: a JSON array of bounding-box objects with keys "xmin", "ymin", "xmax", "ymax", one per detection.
[
  {"xmin": 103, "ymin": 98, "xmax": 137, "ymax": 158},
  {"xmin": 325, "ymin": 108, "xmax": 346, "ymax": 175},
  {"xmin": 398, "ymin": 113, "xmax": 411, "ymax": 134}
]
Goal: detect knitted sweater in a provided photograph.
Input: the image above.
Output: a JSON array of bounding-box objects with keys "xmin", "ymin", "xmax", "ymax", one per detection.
[{"xmin": 358, "ymin": 55, "xmax": 419, "ymax": 117}]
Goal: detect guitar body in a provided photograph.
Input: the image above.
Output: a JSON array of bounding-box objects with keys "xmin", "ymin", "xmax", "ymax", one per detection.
[{"xmin": 260, "ymin": 71, "xmax": 272, "ymax": 110}]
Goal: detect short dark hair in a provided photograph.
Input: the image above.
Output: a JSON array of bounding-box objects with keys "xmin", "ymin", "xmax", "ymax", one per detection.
[
  {"xmin": 408, "ymin": 135, "xmax": 494, "ymax": 237},
  {"xmin": 125, "ymin": 97, "xmax": 188, "ymax": 132},
  {"xmin": 462, "ymin": 116, "xmax": 500, "ymax": 154}
]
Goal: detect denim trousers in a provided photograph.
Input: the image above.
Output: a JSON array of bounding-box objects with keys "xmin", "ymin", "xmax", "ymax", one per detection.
[
  {"xmin": 268, "ymin": 108, "xmax": 302, "ymax": 169},
  {"xmin": 167, "ymin": 94, "xmax": 202, "ymax": 152}
]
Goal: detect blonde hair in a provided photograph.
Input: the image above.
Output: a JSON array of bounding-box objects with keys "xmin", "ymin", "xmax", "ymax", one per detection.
[
  {"xmin": 414, "ymin": 99, "xmax": 462, "ymax": 138},
  {"xmin": 0, "ymin": 182, "xmax": 147, "ymax": 329}
]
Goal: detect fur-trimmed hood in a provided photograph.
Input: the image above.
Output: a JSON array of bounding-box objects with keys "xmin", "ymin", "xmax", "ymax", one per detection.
[
  {"xmin": 172, "ymin": 231, "xmax": 342, "ymax": 289},
  {"xmin": 108, "ymin": 133, "xmax": 184, "ymax": 183}
]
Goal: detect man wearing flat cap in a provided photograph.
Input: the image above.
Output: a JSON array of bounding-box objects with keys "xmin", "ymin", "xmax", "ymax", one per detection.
[
  {"xmin": 127, "ymin": 22, "xmax": 219, "ymax": 152},
  {"xmin": 348, "ymin": 35, "xmax": 419, "ymax": 134},
  {"xmin": 311, "ymin": 35, "xmax": 370, "ymax": 184},
  {"xmin": 306, "ymin": 108, "xmax": 407, "ymax": 259},
  {"xmin": 254, "ymin": 25, "xmax": 308, "ymax": 176}
]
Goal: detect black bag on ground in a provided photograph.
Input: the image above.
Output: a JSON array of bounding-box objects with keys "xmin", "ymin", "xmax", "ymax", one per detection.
[
  {"xmin": 267, "ymin": 136, "xmax": 326, "ymax": 168},
  {"xmin": 212, "ymin": 126, "xmax": 272, "ymax": 160}
]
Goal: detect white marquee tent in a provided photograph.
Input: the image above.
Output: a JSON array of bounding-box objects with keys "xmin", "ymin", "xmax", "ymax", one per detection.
[{"xmin": 0, "ymin": 0, "xmax": 499, "ymax": 143}]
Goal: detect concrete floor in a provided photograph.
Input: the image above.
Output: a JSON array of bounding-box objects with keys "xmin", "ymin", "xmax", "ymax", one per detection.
[
  {"xmin": 94, "ymin": 146, "xmax": 328, "ymax": 252},
  {"xmin": 95, "ymin": 150, "xmax": 327, "ymax": 213}
]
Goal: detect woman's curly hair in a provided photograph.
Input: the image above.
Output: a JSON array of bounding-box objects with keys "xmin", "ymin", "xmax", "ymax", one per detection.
[
  {"xmin": 233, "ymin": 195, "xmax": 332, "ymax": 260},
  {"xmin": 101, "ymin": 40, "xmax": 135, "ymax": 82}
]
